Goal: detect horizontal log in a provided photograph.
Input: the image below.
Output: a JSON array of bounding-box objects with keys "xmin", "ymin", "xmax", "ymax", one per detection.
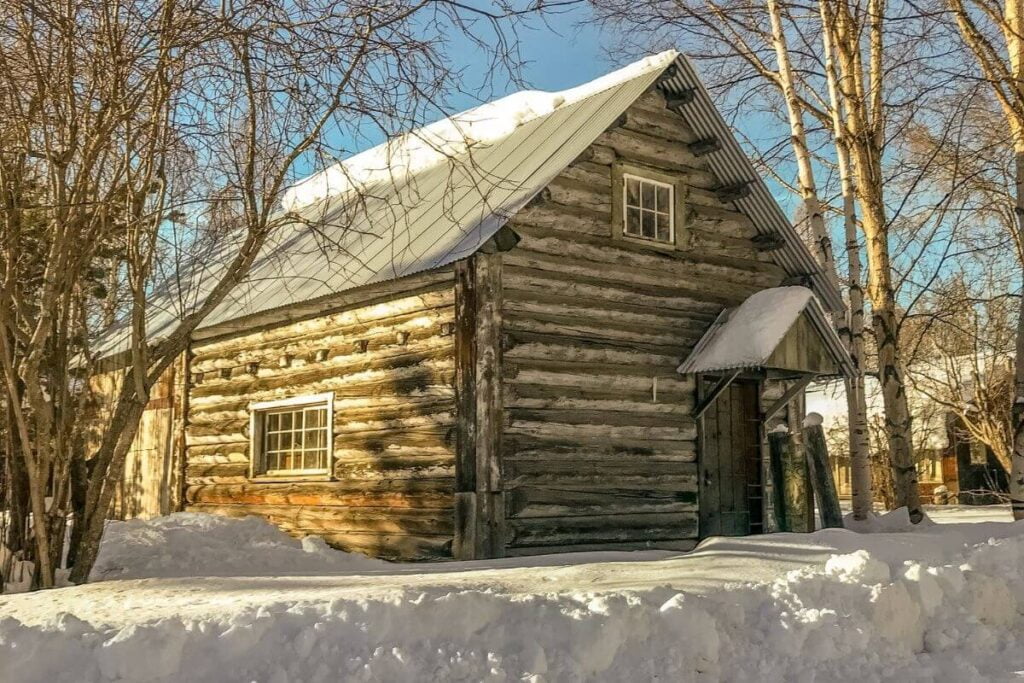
[
  {"xmin": 191, "ymin": 343, "xmax": 453, "ymax": 397},
  {"xmin": 508, "ymin": 366, "xmax": 694, "ymax": 394},
  {"xmin": 508, "ymin": 486, "xmax": 697, "ymax": 518},
  {"xmin": 507, "ymin": 514, "xmax": 699, "ymax": 547},
  {"xmin": 506, "ymin": 419, "xmax": 696, "ymax": 443},
  {"xmin": 620, "ymin": 106, "xmax": 698, "ymax": 144},
  {"xmin": 506, "ymin": 357, "xmax": 696, "ymax": 382},
  {"xmin": 504, "ymin": 314, "xmax": 702, "ymax": 354},
  {"xmin": 686, "ymin": 228, "xmax": 771, "ymax": 263},
  {"xmin": 507, "ymin": 380, "xmax": 694, "ymax": 406},
  {"xmin": 186, "ymin": 481, "xmax": 454, "ymax": 508},
  {"xmin": 504, "ymin": 334, "xmax": 683, "ymax": 368},
  {"xmin": 187, "ymin": 503, "xmax": 455, "ymax": 536},
  {"xmin": 687, "ymin": 203, "xmax": 758, "ymax": 240},
  {"xmin": 502, "ymin": 248, "xmax": 754, "ymax": 309},
  {"xmin": 502, "ymin": 264, "xmax": 722, "ymax": 316},
  {"xmin": 334, "ymin": 455, "xmax": 454, "ymax": 480},
  {"xmin": 189, "ymin": 381, "xmax": 455, "ymax": 417},
  {"xmin": 191, "ymin": 323, "xmax": 454, "ymax": 379},
  {"xmin": 193, "ymin": 267, "xmax": 455, "ymax": 343},
  {"xmin": 506, "ymin": 393, "xmax": 693, "ymax": 416},
  {"xmin": 194, "ymin": 288, "xmax": 455, "ymax": 359},
  {"xmin": 546, "ymin": 175, "xmax": 611, "ymax": 214},
  {"xmin": 188, "ymin": 394, "xmax": 455, "ymax": 427},
  {"xmin": 595, "ymin": 129, "xmax": 716, "ymax": 186},
  {"xmin": 556, "ymin": 160, "xmax": 611, "ymax": 188},
  {"xmin": 511, "ymin": 201, "xmax": 610, "ymax": 237},
  {"xmin": 570, "ymin": 143, "xmax": 616, "ymax": 166},
  {"xmin": 506, "ymin": 443, "xmax": 697, "ymax": 463},
  {"xmin": 514, "ymin": 227, "xmax": 785, "ymax": 288},
  {"xmin": 189, "ymin": 366, "xmax": 455, "ymax": 414},
  {"xmin": 504, "ymin": 296, "xmax": 712, "ymax": 333},
  {"xmin": 509, "ymin": 408, "xmax": 695, "ymax": 430}
]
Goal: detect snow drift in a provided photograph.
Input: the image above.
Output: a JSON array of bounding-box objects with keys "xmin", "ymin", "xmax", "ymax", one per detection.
[
  {"xmin": 90, "ymin": 512, "xmax": 386, "ymax": 581},
  {"xmin": 1, "ymin": 511, "xmax": 1023, "ymax": 682}
]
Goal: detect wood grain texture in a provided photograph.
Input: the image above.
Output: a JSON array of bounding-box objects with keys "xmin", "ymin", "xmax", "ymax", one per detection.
[
  {"xmin": 500, "ymin": 95, "xmax": 788, "ymax": 554},
  {"xmin": 183, "ymin": 273, "xmax": 458, "ymax": 560}
]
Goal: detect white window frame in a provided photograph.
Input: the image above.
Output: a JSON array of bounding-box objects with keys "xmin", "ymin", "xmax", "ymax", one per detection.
[
  {"xmin": 622, "ymin": 173, "xmax": 675, "ymax": 244},
  {"xmin": 249, "ymin": 392, "xmax": 334, "ymax": 479}
]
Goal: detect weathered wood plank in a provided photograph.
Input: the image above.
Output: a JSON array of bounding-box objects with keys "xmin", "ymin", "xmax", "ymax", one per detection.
[{"xmin": 186, "ymin": 481, "xmax": 454, "ymax": 508}]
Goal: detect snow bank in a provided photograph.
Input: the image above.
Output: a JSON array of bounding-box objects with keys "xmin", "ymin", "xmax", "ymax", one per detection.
[
  {"xmin": 2, "ymin": 513, "xmax": 1024, "ymax": 682},
  {"xmin": 91, "ymin": 512, "xmax": 386, "ymax": 580}
]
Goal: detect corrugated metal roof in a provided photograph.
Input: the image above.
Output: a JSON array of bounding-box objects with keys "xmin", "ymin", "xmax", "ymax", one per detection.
[
  {"xmin": 95, "ymin": 50, "xmax": 842, "ymax": 358},
  {"xmin": 678, "ymin": 286, "xmax": 854, "ymax": 377}
]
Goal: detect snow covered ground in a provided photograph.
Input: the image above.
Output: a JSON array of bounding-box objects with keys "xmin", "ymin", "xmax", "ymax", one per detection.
[{"xmin": 1, "ymin": 505, "xmax": 1021, "ymax": 682}]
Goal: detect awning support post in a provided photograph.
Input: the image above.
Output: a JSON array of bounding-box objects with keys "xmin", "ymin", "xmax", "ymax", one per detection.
[
  {"xmin": 761, "ymin": 375, "xmax": 815, "ymax": 422},
  {"xmin": 691, "ymin": 369, "xmax": 741, "ymax": 419}
]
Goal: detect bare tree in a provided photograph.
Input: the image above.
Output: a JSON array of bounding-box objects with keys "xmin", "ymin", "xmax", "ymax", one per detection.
[
  {"xmin": 945, "ymin": 0, "xmax": 1024, "ymax": 519},
  {"xmin": 585, "ymin": 0, "xmax": 933, "ymax": 518},
  {"xmin": 0, "ymin": 0, "xmax": 557, "ymax": 589}
]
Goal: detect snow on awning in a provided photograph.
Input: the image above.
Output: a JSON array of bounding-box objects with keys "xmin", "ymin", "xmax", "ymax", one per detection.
[{"xmin": 678, "ymin": 286, "xmax": 853, "ymax": 377}]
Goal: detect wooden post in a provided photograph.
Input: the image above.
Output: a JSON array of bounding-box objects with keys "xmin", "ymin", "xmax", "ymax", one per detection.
[
  {"xmin": 453, "ymin": 253, "xmax": 504, "ymax": 560},
  {"xmin": 804, "ymin": 413, "xmax": 844, "ymax": 529},
  {"xmin": 785, "ymin": 399, "xmax": 814, "ymax": 532},
  {"xmin": 767, "ymin": 428, "xmax": 790, "ymax": 532}
]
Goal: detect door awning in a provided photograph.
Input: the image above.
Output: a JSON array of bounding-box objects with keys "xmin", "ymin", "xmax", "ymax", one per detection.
[{"xmin": 678, "ymin": 286, "xmax": 854, "ymax": 378}]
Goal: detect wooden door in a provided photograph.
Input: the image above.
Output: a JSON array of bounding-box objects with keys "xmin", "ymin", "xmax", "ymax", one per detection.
[{"xmin": 699, "ymin": 379, "xmax": 764, "ymax": 537}]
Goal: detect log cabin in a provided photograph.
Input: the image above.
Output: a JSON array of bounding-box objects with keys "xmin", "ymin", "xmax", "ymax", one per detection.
[{"xmin": 92, "ymin": 50, "xmax": 852, "ymax": 561}]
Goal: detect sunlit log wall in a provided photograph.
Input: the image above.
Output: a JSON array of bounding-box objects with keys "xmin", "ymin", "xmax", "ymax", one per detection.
[
  {"xmin": 183, "ymin": 269, "xmax": 459, "ymax": 560},
  {"xmin": 497, "ymin": 90, "xmax": 794, "ymax": 555},
  {"xmin": 175, "ymin": 89, "xmax": 806, "ymax": 560}
]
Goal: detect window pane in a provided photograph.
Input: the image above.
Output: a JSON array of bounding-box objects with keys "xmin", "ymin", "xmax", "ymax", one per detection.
[
  {"xmin": 641, "ymin": 210, "xmax": 656, "ymax": 238},
  {"xmin": 308, "ymin": 408, "xmax": 325, "ymax": 428},
  {"xmin": 656, "ymin": 213, "xmax": 672, "ymax": 242},
  {"xmin": 255, "ymin": 402, "xmax": 331, "ymax": 474},
  {"xmin": 625, "ymin": 206, "xmax": 641, "ymax": 236},
  {"xmin": 641, "ymin": 182, "xmax": 655, "ymax": 210},
  {"xmin": 656, "ymin": 185, "xmax": 670, "ymax": 213},
  {"xmin": 626, "ymin": 177, "xmax": 640, "ymax": 208}
]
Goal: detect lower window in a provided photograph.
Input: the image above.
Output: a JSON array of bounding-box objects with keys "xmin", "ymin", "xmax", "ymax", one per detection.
[{"xmin": 249, "ymin": 393, "xmax": 334, "ymax": 477}]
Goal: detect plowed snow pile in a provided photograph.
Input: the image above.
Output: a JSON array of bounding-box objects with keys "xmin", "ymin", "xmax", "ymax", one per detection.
[{"xmin": 1, "ymin": 507, "xmax": 1022, "ymax": 682}]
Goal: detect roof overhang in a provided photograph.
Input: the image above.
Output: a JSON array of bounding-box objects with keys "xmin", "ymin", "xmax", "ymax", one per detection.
[{"xmin": 678, "ymin": 286, "xmax": 854, "ymax": 379}]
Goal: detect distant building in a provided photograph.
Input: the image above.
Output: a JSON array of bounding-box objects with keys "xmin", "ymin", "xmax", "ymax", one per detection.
[{"xmin": 807, "ymin": 377, "xmax": 1008, "ymax": 504}]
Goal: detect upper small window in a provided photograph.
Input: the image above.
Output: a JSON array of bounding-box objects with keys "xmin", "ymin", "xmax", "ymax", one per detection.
[
  {"xmin": 250, "ymin": 393, "xmax": 333, "ymax": 478},
  {"xmin": 623, "ymin": 174, "xmax": 674, "ymax": 243}
]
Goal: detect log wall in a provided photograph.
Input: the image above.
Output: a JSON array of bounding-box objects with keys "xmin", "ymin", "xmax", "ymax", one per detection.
[
  {"xmin": 183, "ymin": 269, "xmax": 458, "ymax": 560},
  {"xmin": 499, "ymin": 90, "xmax": 789, "ymax": 554}
]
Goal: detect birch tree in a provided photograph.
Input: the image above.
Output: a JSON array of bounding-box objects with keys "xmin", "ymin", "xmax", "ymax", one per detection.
[
  {"xmin": 0, "ymin": 0, "xmax": 552, "ymax": 590},
  {"xmin": 945, "ymin": 0, "xmax": 1024, "ymax": 519},
  {"xmin": 586, "ymin": 0, "xmax": 927, "ymax": 518},
  {"xmin": 821, "ymin": 0, "xmax": 922, "ymax": 519}
]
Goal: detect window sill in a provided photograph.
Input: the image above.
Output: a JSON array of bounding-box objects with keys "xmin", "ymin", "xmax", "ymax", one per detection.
[
  {"xmin": 617, "ymin": 232, "xmax": 681, "ymax": 252},
  {"xmin": 250, "ymin": 473, "xmax": 334, "ymax": 484}
]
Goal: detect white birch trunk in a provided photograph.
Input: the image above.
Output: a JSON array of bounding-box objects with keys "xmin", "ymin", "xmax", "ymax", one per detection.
[{"xmin": 820, "ymin": 0, "xmax": 873, "ymax": 520}]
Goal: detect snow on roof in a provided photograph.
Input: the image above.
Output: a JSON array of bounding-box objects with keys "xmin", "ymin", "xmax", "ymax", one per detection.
[
  {"xmin": 678, "ymin": 286, "xmax": 852, "ymax": 376},
  {"xmin": 94, "ymin": 51, "xmax": 842, "ymax": 358},
  {"xmin": 281, "ymin": 52, "xmax": 678, "ymax": 213}
]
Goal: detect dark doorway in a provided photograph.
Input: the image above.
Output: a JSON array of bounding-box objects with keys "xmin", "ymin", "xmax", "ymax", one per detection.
[{"xmin": 699, "ymin": 378, "xmax": 763, "ymax": 537}]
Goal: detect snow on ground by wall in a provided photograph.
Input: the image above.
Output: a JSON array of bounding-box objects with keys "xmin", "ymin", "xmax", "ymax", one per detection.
[
  {"xmin": 90, "ymin": 513, "xmax": 387, "ymax": 581},
  {"xmin": 1, "ymin": 506, "xmax": 1022, "ymax": 682}
]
